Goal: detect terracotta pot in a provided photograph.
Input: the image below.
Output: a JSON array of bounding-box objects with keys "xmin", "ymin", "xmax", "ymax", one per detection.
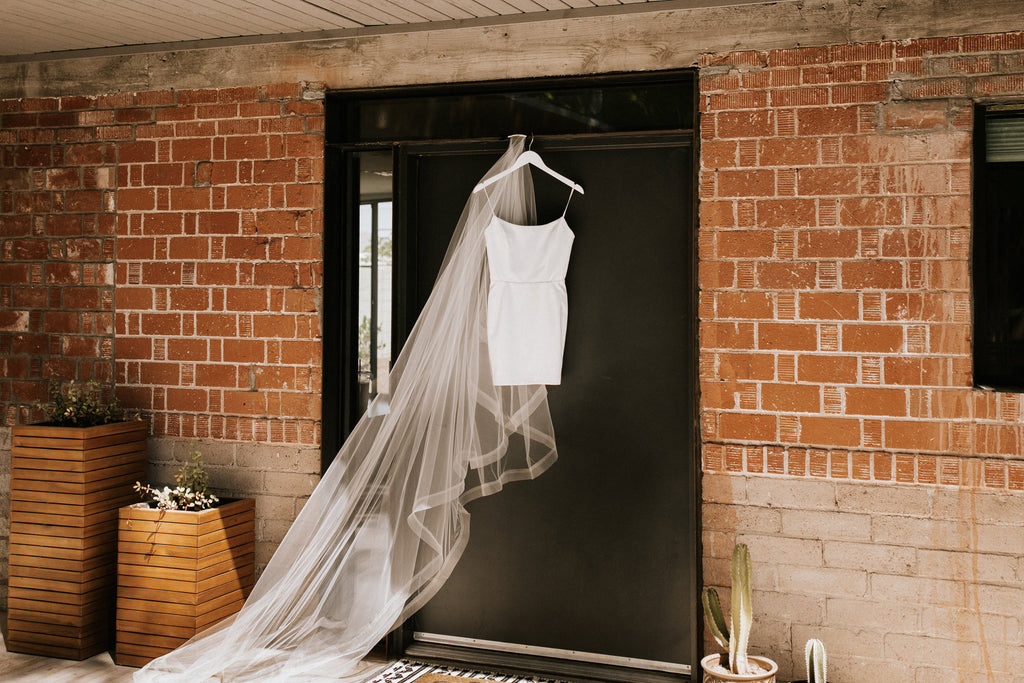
[
  {"xmin": 114, "ymin": 498, "xmax": 255, "ymax": 667},
  {"xmin": 7, "ymin": 420, "xmax": 148, "ymax": 660},
  {"xmin": 701, "ymin": 653, "xmax": 779, "ymax": 683}
]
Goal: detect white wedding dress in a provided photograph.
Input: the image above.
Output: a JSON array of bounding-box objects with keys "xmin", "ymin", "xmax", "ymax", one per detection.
[
  {"xmin": 134, "ymin": 136, "xmax": 565, "ymax": 682},
  {"xmin": 485, "ymin": 213, "xmax": 574, "ymax": 386}
]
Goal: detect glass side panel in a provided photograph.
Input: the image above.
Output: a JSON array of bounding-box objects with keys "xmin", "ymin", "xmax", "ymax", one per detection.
[
  {"xmin": 334, "ymin": 77, "xmax": 694, "ymax": 143},
  {"xmin": 355, "ymin": 151, "xmax": 394, "ymax": 412}
]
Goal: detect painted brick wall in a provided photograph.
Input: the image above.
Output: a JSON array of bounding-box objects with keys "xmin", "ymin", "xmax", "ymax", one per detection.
[
  {"xmin": 699, "ymin": 33, "xmax": 1024, "ymax": 681},
  {"xmin": 0, "ymin": 82, "xmax": 327, "ymax": 608}
]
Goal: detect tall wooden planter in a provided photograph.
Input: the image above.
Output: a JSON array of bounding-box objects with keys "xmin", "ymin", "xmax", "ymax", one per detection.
[
  {"xmin": 7, "ymin": 420, "xmax": 148, "ymax": 659},
  {"xmin": 115, "ymin": 498, "xmax": 256, "ymax": 667}
]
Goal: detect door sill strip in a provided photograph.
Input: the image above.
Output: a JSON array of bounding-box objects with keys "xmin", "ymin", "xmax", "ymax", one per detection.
[{"xmin": 412, "ymin": 632, "xmax": 689, "ymax": 676}]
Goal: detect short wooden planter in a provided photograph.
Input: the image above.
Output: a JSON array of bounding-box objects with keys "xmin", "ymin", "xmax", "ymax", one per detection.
[
  {"xmin": 114, "ymin": 498, "xmax": 256, "ymax": 668},
  {"xmin": 7, "ymin": 420, "xmax": 148, "ymax": 660}
]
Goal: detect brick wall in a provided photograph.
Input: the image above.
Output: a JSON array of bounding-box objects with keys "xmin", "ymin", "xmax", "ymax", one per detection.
[
  {"xmin": 699, "ymin": 33, "xmax": 1024, "ymax": 680},
  {"xmin": 0, "ymin": 82, "xmax": 327, "ymax": 607}
]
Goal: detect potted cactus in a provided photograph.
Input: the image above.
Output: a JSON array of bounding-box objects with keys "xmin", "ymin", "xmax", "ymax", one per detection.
[
  {"xmin": 700, "ymin": 543, "xmax": 778, "ymax": 682},
  {"xmin": 792, "ymin": 639, "xmax": 827, "ymax": 683}
]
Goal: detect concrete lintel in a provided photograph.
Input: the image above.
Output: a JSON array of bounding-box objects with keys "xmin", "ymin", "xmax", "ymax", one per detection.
[{"xmin": 0, "ymin": 0, "xmax": 1022, "ymax": 99}]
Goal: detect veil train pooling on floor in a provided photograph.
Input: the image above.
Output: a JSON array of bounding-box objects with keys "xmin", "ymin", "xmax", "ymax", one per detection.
[{"xmin": 134, "ymin": 136, "xmax": 559, "ymax": 682}]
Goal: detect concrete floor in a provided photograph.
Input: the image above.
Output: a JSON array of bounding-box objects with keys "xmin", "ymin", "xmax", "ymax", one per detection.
[
  {"xmin": 0, "ymin": 635, "xmax": 136, "ymax": 682},
  {"xmin": 0, "ymin": 623, "xmax": 393, "ymax": 682}
]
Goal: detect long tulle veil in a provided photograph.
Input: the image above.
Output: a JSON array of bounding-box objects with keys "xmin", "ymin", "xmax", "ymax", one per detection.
[{"xmin": 134, "ymin": 135, "xmax": 557, "ymax": 681}]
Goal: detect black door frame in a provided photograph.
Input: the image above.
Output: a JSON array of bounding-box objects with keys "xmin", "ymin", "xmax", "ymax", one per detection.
[{"xmin": 323, "ymin": 72, "xmax": 702, "ymax": 682}]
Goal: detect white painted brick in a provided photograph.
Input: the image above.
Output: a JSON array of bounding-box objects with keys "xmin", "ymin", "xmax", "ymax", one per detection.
[
  {"xmin": 255, "ymin": 494, "xmax": 297, "ymax": 521},
  {"xmin": 931, "ymin": 487, "xmax": 1024, "ymax": 524},
  {"xmin": 236, "ymin": 443, "xmax": 316, "ymax": 471},
  {"xmin": 206, "ymin": 466, "xmax": 263, "ymax": 496},
  {"xmin": 976, "ymin": 522, "xmax": 1024, "ymax": 555},
  {"xmin": 700, "ymin": 473, "xmax": 749, "ymax": 505},
  {"xmin": 751, "ymin": 616, "xmax": 792, "ymax": 663},
  {"xmin": 915, "ymin": 666, "xmax": 994, "ymax": 683},
  {"xmin": 824, "ymin": 540, "xmax": 916, "ymax": 574},
  {"xmin": 872, "ymin": 514, "xmax": 971, "ymax": 551},
  {"xmin": 703, "ymin": 556, "xmax": 733, "ymax": 587},
  {"xmin": 755, "ymin": 590, "xmax": 825, "ymax": 625},
  {"xmin": 826, "ymin": 596, "xmax": 919, "ymax": 633},
  {"xmin": 262, "ymin": 470, "xmax": 320, "ymax": 497},
  {"xmin": 917, "ymin": 548, "xmax": 1017, "ymax": 584},
  {"xmin": 777, "ymin": 565, "xmax": 867, "ymax": 597},
  {"xmin": 702, "ymin": 472, "xmax": 748, "ymax": 504},
  {"xmin": 702, "ymin": 529, "xmax": 738, "ymax": 559},
  {"xmin": 989, "ymin": 642, "xmax": 1024, "ymax": 674},
  {"xmin": 705, "ymin": 560, "xmax": 777, "ymax": 592},
  {"xmin": 740, "ymin": 534, "xmax": 823, "ymax": 567},
  {"xmin": 885, "ymin": 633, "xmax": 983, "ymax": 670},
  {"xmin": 255, "ymin": 540, "xmax": 279, "ymax": 576},
  {"xmin": 146, "ymin": 436, "xmax": 176, "ymax": 463},
  {"xmin": 189, "ymin": 440, "xmax": 236, "ymax": 466},
  {"xmin": 920, "ymin": 606, "xmax": 1016, "ymax": 644},
  {"xmin": 704, "ymin": 502, "xmax": 781, "ymax": 533},
  {"xmin": 746, "ymin": 477, "xmax": 837, "ymax": 511},
  {"xmin": 836, "ymin": 481, "xmax": 932, "ymax": 516},
  {"xmin": 259, "ymin": 517, "xmax": 295, "ymax": 544},
  {"xmin": 781, "ymin": 509, "xmax": 872, "ymax": 541},
  {"xmin": 828, "ymin": 656, "xmax": 910, "ymax": 683},
  {"xmin": 976, "ymin": 584, "xmax": 1024, "ymax": 618},
  {"xmin": 793, "ymin": 623, "xmax": 884, "ymax": 659},
  {"xmin": 871, "ymin": 574, "xmax": 965, "ymax": 607}
]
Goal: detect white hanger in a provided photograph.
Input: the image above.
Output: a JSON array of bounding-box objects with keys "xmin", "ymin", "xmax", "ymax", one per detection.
[{"xmin": 473, "ymin": 149, "xmax": 584, "ymax": 195}]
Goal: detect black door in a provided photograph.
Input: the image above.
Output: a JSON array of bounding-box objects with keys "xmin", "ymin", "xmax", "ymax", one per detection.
[{"xmin": 398, "ymin": 138, "xmax": 696, "ymax": 682}]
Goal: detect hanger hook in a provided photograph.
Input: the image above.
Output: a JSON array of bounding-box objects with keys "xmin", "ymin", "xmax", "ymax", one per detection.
[{"xmin": 527, "ymin": 133, "xmax": 534, "ymax": 150}]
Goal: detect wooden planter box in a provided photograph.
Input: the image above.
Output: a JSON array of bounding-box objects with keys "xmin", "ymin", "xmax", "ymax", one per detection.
[
  {"xmin": 7, "ymin": 420, "xmax": 148, "ymax": 660},
  {"xmin": 114, "ymin": 498, "xmax": 256, "ymax": 668}
]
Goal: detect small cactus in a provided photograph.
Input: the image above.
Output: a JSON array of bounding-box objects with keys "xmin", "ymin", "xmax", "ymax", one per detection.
[
  {"xmin": 701, "ymin": 543, "xmax": 755, "ymax": 675},
  {"xmin": 702, "ymin": 585, "xmax": 729, "ymax": 651},
  {"xmin": 805, "ymin": 638, "xmax": 827, "ymax": 683}
]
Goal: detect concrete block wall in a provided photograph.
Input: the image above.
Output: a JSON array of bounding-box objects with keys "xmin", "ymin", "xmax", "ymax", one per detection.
[
  {"xmin": 699, "ymin": 32, "xmax": 1024, "ymax": 681},
  {"xmin": 0, "ymin": 82, "xmax": 327, "ymax": 608},
  {"xmin": 705, "ymin": 471, "xmax": 1024, "ymax": 681}
]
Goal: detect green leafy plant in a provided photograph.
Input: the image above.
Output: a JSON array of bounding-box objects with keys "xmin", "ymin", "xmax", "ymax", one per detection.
[
  {"xmin": 702, "ymin": 543, "xmax": 755, "ymax": 675},
  {"xmin": 134, "ymin": 445, "xmax": 219, "ymax": 511},
  {"xmin": 46, "ymin": 380, "xmax": 124, "ymax": 427},
  {"xmin": 805, "ymin": 638, "xmax": 827, "ymax": 683}
]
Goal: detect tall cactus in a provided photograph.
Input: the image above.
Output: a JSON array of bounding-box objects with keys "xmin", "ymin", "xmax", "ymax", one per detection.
[
  {"xmin": 729, "ymin": 543, "xmax": 753, "ymax": 675},
  {"xmin": 702, "ymin": 543, "xmax": 756, "ymax": 675},
  {"xmin": 805, "ymin": 638, "xmax": 827, "ymax": 683}
]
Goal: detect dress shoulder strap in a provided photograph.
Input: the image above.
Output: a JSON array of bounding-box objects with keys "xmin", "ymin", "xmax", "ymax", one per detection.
[{"xmin": 561, "ymin": 187, "xmax": 576, "ymax": 218}]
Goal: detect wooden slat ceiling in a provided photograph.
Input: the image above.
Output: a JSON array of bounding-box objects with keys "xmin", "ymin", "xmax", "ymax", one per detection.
[{"xmin": 0, "ymin": 0, "xmax": 676, "ymax": 59}]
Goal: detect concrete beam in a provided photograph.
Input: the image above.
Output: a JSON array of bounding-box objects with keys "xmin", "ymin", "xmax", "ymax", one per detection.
[{"xmin": 0, "ymin": 0, "xmax": 1022, "ymax": 98}]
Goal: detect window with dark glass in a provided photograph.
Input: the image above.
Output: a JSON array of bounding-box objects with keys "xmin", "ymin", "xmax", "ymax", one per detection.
[{"xmin": 973, "ymin": 103, "xmax": 1024, "ymax": 390}]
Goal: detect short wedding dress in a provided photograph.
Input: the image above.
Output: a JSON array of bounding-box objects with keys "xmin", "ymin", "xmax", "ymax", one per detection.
[{"xmin": 485, "ymin": 212, "xmax": 574, "ymax": 386}]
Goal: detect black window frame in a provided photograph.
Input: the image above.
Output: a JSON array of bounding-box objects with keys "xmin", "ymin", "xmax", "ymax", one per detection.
[{"xmin": 972, "ymin": 102, "xmax": 1024, "ymax": 392}]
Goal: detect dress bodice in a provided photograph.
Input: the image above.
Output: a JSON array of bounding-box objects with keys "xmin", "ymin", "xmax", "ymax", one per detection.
[
  {"xmin": 484, "ymin": 215, "xmax": 574, "ymax": 284},
  {"xmin": 484, "ymin": 214, "xmax": 575, "ymax": 387}
]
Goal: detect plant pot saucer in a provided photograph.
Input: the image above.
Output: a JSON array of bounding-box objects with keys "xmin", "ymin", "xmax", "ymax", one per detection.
[{"xmin": 700, "ymin": 654, "xmax": 778, "ymax": 682}]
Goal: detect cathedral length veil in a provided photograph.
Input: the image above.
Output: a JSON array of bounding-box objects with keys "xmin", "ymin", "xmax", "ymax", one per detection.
[{"xmin": 134, "ymin": 135, "xmax": 558, "ymax": 682}]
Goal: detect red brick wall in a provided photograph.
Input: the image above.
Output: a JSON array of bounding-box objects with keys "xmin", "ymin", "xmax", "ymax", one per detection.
[
  {"xmin": 699, "ymin": 33, "xmax": 1024, "ymax": 680},
  {"xmin": 700, "ymin": 33, "xmax": 1024, "ymax": 486},
  {"xmin": 0, "ymin": 96, "xmax": 118, "ymax": 422},
  {"xmin": 0, "ymin": 83, "xmax": 325, "ymax": 443}
]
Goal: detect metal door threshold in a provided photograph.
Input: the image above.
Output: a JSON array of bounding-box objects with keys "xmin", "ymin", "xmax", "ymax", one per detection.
[{"xmin": 407, "ymin": 632, "xmax": 690, "ymax": 683}]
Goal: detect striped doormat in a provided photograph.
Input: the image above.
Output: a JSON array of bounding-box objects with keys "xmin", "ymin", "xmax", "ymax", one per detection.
[{"xmin": 367, "ymin": 659, "xmax": 569, "ymax": 683}]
